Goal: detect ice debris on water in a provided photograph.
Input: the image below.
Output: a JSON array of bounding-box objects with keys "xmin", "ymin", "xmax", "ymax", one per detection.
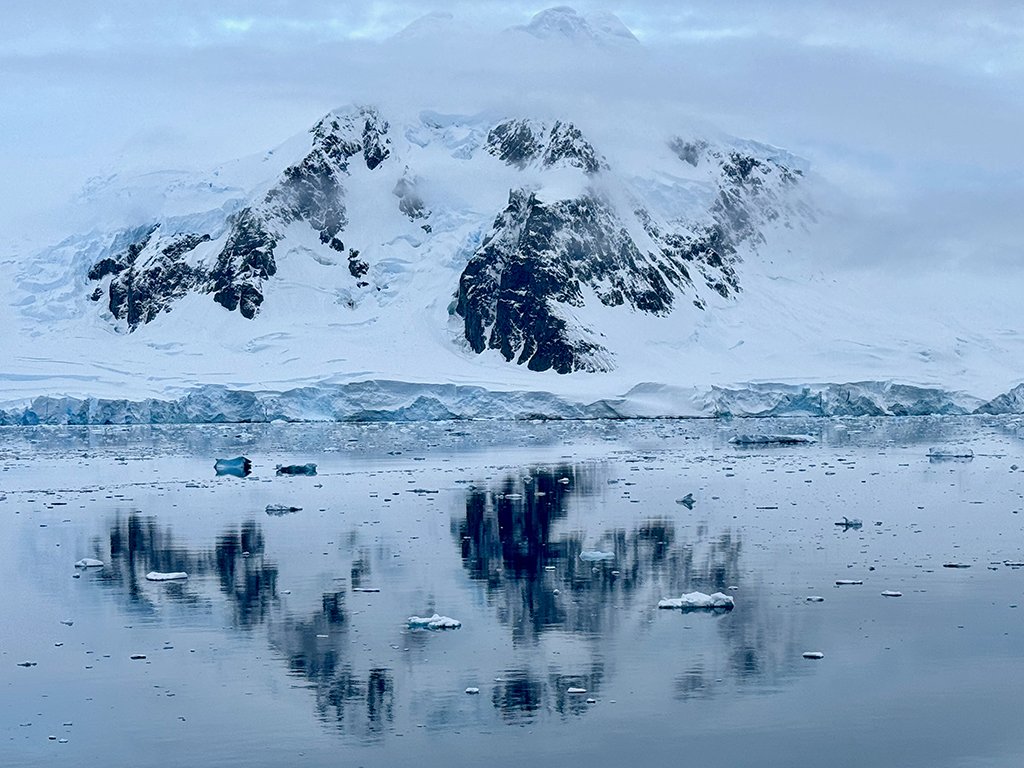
[
  {"xmin": 658, "ymin": 591, "xmax": 734, "ymax": 611},
  {"xmin": 265, "ymin": 504, "xmax": 302, "ymax": 516},
  {"xmin": 802, "ymin": 652, "xmax": 825, "ymax": 660},
  {"xmin": 146, "ymin": 571, "xmax": 189, "ymax": 581},
  {"xmin": 276, "ymin": 463, "xmax": 317, "ymax": 476},
  {"xmin": 214, "ymin": 456, "xmax": 252, "ymax": 477},
  {"xmin": 730, "ymin": 434, "xmax": 815, "ymax": 445},
  {"xmin": 579, "ymin": 550, "xmax": 615, "ymax": 562},
  {"xmin": 407, "ymin": 614, "xmax": 461, "ymax": 630},
  {"xmin": 74, "ymin": 558, "xmax": 103, "ymax": 568}
]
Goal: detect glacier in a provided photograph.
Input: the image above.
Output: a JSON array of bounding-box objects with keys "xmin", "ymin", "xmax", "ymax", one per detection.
[{"xmin": 1, "ymin": 378, "xmax": 1021, "ymax": 425}]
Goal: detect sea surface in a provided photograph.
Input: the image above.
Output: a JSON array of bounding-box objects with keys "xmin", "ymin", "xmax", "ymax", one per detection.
[{"xmin": 2, "ymin": 416, "xmax": 1023, "ymax": 767}]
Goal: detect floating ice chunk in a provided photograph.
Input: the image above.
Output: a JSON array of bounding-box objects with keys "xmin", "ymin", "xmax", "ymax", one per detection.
[
  {"xmin": 214, "ymin": 456, "xmax": 251, "ymax": 477},
  {"xmin": 407, "ymin": 614, "xmax": 461, "ymax": 630},
  {"xmin": 74, "ymin": 558, "xmax": 103, "ymax": 568},
  {"xmin": 927, "ymin": 447, "xmax": 974, "ymax": 460},
  {"xmin": 658, "ymin": 591, "xmax": 734, "ymax": 610},
  {"xmin": 802, "ymin": 651, "xmax": 825, "ymax": 659},
  {"xmin": 146, "ymin": 571, "xmax": 189, "ymax": 581},
  {"xmin": 579, "ymin": 550, "xmax": 615, "ymax": 562},
  {"xmin": 835, "ymin": 580, "xmax": 863, "ymax": 585},
  {"xmin": 806, "ymin": 596, "xmax": 825, "ymax": 602},
  {"xmin": 265, "ymin": 504, "xmax": 302, "ymax": 515},
  {"xmin": 881, "ymin": 590, "xmax": 903, "ymax": 597},
  {"xmin": 276, "ymin": 463, "xmax": 317, "ymax": 476},
  {"xmin": 730, "ymin": 434, "xmax": 815, "ymax": 445}
]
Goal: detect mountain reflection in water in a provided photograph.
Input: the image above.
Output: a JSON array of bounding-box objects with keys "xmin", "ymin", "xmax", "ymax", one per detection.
[{"xmin": 85, "ymin": 461, "xmax": 807, "ymax": 740}]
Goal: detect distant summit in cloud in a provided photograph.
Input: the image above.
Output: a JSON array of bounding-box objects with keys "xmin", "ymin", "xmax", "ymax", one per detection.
[
  {"xmin": 394, "ymin": 11, "xmax": 456, "ymax": 41},
  {"xmin": 508, "ymin": 6, "xmax": 640, "ymax": 46}
]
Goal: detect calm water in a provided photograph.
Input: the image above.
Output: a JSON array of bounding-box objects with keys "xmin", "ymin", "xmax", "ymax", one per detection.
[{"xmin": 2, "ymin": 417, "xmax": 1024, "ymax": 767}]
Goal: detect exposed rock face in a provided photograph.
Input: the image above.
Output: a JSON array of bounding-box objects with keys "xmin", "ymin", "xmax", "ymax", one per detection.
[
  {"xmin": 457, "ymin": 190, "xmax": 673, "ymax": 373},
  {"xmin": 86, "ymin": 105, "xmax": 392, "ymax": 328},
  {"xmin": 485, "ymin": 119, "xmax": 605, "ymax": 173},
  {"xmin": 454, "ymin": 129, "xmax": 806, "ymax": 373},
  {"xmin": 75, "ymin": 104, "xmax": 808, "ymax": 375}
]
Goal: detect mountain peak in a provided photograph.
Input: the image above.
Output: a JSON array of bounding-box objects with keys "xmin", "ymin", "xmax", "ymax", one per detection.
[{"xmin": 510, "ymin": 6, "xmax": 639, "ymax": 46}]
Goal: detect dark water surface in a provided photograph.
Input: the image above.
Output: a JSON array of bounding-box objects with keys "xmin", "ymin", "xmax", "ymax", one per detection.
[{"xmin": 2, "ymin": 417, "xmax": 1024, "ymax": 767}]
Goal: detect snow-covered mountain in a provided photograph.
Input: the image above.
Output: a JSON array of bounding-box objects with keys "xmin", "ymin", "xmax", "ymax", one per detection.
[
  {"xmin": 20, "ymin": 104, "xmax": 808, "ymax": 383},
  {"xmin": 3, "ymin": 5, "xmax": 1023, "ymax": 422}
]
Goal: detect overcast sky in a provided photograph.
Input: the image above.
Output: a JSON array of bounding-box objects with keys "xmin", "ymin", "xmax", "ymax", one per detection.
[{"xmin": 2, "ymin": 1, "xmax": 1022, "ymax": 270}]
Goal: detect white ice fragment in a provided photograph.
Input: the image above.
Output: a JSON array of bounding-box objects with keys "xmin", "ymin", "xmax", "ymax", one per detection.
[
  {"xmin": 658, "ymin": 591, "xmax": 735, "ymax": 610},
  {"xmin": 74, "ymin": 558, "xmax": 103, "ymax": 568},
  {"xmin": 835, "ymin": 580, "xmax": 863, "ymax": 585},
  {"xmin": 145, "ymin": 571, "xmax": 189, "ymax": 581},
  {"xmin": 407, "ymin": 614, "xmax": 462, "ymax": 630},
  {"xmin": 802, "ymin": 651, "xmax": 825, "ymax": 659},
  {"xmin": 579, "ymin": 550, "xmax": 615, "ymax": 562},
  {"xmin": 881, "ymin": 590, "xmax": 903, "ymax": 597}
]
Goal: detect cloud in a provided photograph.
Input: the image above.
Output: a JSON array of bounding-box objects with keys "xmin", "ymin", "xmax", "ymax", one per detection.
[{"xmin": 1, "ymin": 2, "xmax": 1021, "ymax": 272}]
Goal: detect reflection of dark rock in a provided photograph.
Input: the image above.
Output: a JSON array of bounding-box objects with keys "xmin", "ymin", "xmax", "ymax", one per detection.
[
  {"xmin": 98, "ymin": 515, "xmax": 278, "ymax": 626},
  {"xmin": 489, "ymin": 663, "xmax": 604, "ymax": 721},
  {"xmin": 215, "ymin": 521, "xmax": 278, "ymax": 627}
]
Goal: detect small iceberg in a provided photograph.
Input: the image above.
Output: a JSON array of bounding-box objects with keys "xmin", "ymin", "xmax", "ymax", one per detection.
[
  {"xmin": 658, "ymin": 591, "xmax": 735, "ymax": 611},
  {"xmin": 214, "ymin": 456, "xmax": 252, "ymax": 477},
  {"xmin": 145, "ymin": 571, "xmax": 189, "ymax": 581},
  {"xmin": 579, "ymin": 550, "xmax": 615, "ymax": 562},
  {"xmin": 730, "ymin": 434, "xmax": 815, "ymax": 446},
  {"xmin": 276, "ymin": 463, "xmax": 317, "ymax": 476},
  {"xmin": 265, "ymin": 504, "xmax": 302, "ymax": 516},
  {"xmin": 74, "ymin": 558, "xmax": 104, "ymax": 568},
  {"xmin": 407, "ymin": 614, "xmax": 461, "ymax": 630}
]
